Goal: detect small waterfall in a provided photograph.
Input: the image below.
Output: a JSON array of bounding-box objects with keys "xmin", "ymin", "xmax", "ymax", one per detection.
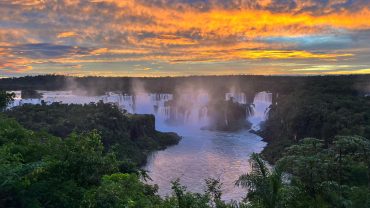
[
  {"xmin": 248, "ymin": 92, "xmax": 272, "ymax": 131},
  {"xmin": 164, "ymin": 91, "xmax": 210, "ymax": 128}
]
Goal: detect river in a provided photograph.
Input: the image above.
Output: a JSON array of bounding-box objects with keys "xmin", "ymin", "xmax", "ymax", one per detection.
[{"xmin": 8, "ymin": 90, "xmax": 272, "ymax": 201}]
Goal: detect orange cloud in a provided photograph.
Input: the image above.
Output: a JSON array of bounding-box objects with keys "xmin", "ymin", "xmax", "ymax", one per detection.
[
  {"xmin": 38, "ymin": 48, "xmax": 351, "ymax": 65},
  {"xmin": 139, "ymin": 35, "xmax": 198, "ymax": 47},
  {"xmin": 0, "ymin": 29, "xmax": 38, "ymax": 46},
  {"xmin": 99, "ymin": 1, "xmax": 370, "ymax": 40},
  {"xmin": 1, "ymin": 0, "xmax": 369, "ymax": 75},
  {"xmin": 232, "ymin": 50, "xmax": 353, "ymax": 60},
  {"xmin": 0, "ymin": 58, "xmax": 33, "ymax": 73},
  {"xmin": 0, "ymin": 47, "xmax": 34, "ymax": 73},
  {"xmin": 90, "ymin": 48, "xmax": 151, "ymax": 55},
  {"xmin": 57, "ymin": 31, "xmax": 77, "ymax": 38}
]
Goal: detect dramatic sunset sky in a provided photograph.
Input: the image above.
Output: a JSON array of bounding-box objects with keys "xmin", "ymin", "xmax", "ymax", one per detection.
[{"xmin": 1, "ymin": 0, "xmax": 370, "ymax": 77}]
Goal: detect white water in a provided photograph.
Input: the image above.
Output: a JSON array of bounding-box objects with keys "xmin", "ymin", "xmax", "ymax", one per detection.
[
  {"xmin": 248, "ymin": 92, "xmax": 273, "ymax": 131},
  {"xmin": 7, "ymin": 90, "xmax": 272, "ymax": 201}
]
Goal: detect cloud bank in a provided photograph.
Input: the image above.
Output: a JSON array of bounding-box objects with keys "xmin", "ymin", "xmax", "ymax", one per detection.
[{"xmin": 0, "ymin": 0, "xmax": 370, "ymax": 76}]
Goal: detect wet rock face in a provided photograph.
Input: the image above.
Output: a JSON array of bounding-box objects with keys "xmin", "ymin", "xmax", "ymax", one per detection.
[
  {"xmin": 21, "ymin": 90, "xmax": 42, "ymax": 99},
  {"xmin": 206, "ymin": 99, "xmax": 251, "ymax": 131}
]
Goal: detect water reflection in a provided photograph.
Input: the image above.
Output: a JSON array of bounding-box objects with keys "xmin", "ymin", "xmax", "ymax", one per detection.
[
  {"xmin": 145, "ymin": 128, "xmax": 265, "ymax": 201},
  {"xmin": 8, "ymin": 90, "xmax": 271, "ymax": 201}
]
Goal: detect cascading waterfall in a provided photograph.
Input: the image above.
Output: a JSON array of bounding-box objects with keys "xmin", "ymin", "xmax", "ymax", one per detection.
[
  {"xmin": 248, "ymin": 91, "xmax": 273, "ymax": 131},
  {"xmin": 6, "ymin": 90, "xmax": 268, "ymax": 201},
  {"xmin": 7, "ymin": 91, "xmax": 41, "ymax": 108},
  {"xmin": 8, "ymin": 90, "xmax": 272, "ymax": 131},
  {"xmin": 184, "ymin": 91, "xmax": 210, "ymax": 127}
]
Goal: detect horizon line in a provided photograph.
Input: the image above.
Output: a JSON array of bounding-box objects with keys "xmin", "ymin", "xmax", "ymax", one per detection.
[{"xmin": 2, "ymin": 73, "xmax": 370, "ymax": 79}]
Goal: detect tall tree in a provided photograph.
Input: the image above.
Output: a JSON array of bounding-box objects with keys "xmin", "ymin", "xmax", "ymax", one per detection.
[{"xmin": 236, "ymin": 153, "xmax": 286, "ymax": 208}]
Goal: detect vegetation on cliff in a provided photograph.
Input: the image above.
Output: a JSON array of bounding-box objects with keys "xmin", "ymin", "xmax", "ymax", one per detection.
[
  {"xmin": 207, "ymin": 99, "xmax": 252, "ymax": 131},
  {"xmin": 5, "ymin": 102, "xmax": 180, "ymax": 166},
  {"xmin": 260, "ymin": 77, "xmax": 370, "ymax": 163},
  {"xmin": 237, "ymin": 136, "xmax": 370, "ymax": 207}
]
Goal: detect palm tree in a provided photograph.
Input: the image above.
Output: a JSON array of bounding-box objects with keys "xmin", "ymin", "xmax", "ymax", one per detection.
[{"xmin": 236, "ymin": 153, "xmax": 284, "ymax": 208}]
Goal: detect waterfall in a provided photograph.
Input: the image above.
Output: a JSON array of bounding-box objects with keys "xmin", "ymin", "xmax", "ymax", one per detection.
[
  {"xmin": 248, "ymin": 91, "xmax": 272, "ymax": 131},
  {"xmin": 8, "ymin": 90, "xmax": 273, "ymax": 132},
  {"xmin": 163, "ymin": 91, "xmax": 210, "ymax": 128}
]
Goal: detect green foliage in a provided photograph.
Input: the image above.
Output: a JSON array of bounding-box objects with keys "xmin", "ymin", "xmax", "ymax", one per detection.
[
  {"xmin": 239, "ymin": 136, "xmax": 370, "ymax": 208},
  {"xmin": 162, "ymin": 179, "xmax": 211, "ymax": 208},
  {"xmin": 261, "ymin": 81, "xmax": 370, "ymax": 163},
  {"xmin": 6, "ymin": 102, "xmax": 180, "ymax": 165},
  {"xmin": 280, "ymin": 136, "xmax": 370, "ymax": 207},
  {"xmin": 1, "ymin": 107, "xmax": 250, "ymax": 208},
  {"xmin": 159, "ymin": 178, "xmax": 250, "ymax": 208},
  {"xmin": 205, "ymin": 178, "xmax": 223, "ymax": 206},
  {"xmin": 236, "ymin": 153, "xmax": 287, "ymax": 208},
  {"xmin": 0, "ymin": 91, "xmax": 14, "ymax": 111},
  {"xmin": 82, "ymin": 173, "xmax": 162, "ymax": 208},
  {"xmin": 0, "ymin": 117, "xmax": 122, "ymax": 207},
  {"xmin": 0, "ymin": 114, "xmax": 251, "ymax": 208},
  {"xmin": 49, "ymin": 131, "xmax": 120, "ymax": 187}
]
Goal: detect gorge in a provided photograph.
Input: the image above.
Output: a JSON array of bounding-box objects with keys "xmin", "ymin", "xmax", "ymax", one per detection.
[{"xmin": 7, "ymin": 89, "xmax": 272, "ymax": 201}]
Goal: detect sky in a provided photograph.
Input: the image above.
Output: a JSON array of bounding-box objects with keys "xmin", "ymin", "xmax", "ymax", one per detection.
[{"xmin": 1, "ymin": 0, "xmax": 370, "ymax": 77}]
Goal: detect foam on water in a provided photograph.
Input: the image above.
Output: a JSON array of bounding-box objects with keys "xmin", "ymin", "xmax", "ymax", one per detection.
[{"xmin": 248, "ymin": 91, "xmax": 272, "ymax": 131}]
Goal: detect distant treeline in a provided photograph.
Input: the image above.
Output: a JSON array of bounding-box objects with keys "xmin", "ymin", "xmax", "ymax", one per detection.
[{"xmin": 3, "ymin": 74, "xmax": 370, "ymax": 98}]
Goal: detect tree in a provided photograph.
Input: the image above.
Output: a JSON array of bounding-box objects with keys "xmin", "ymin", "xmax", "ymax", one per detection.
[
  {"xmin": 6, "ymin": 103, "xmax": 180, "ymax": 166},
  {"xmin": 205, "ymin": 178, "xmax": 223, "ymax": 207},
  {"xmin": 279, "ymin": 136, "xmax": 370, "ymax": 207},
  {"xmin": 0, "ymin": 91, "xmax": 14, "ymax": 110},
  {"xmin": 236, "ymin": 153, "xmax": 287, "ymax": 208},
  {"xmin": 82, "ymin": 173, "xmax": 162, "ymax": 208}
]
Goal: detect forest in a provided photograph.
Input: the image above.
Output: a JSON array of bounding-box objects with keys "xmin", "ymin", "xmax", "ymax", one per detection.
[
  {"xmin": 5, "ymin": 102, "xmax": 180, "ymax": 166},
  {"xmin": 1, "ymin": 75, "xmax": 370, "ymax": 207},
  {"xmin": 260, "ymin": 76, "xmax": 370, "ymax": 163},
  {"xmin": 3, "ymin": 74, "xmax": 370, "ymax": 96}
]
